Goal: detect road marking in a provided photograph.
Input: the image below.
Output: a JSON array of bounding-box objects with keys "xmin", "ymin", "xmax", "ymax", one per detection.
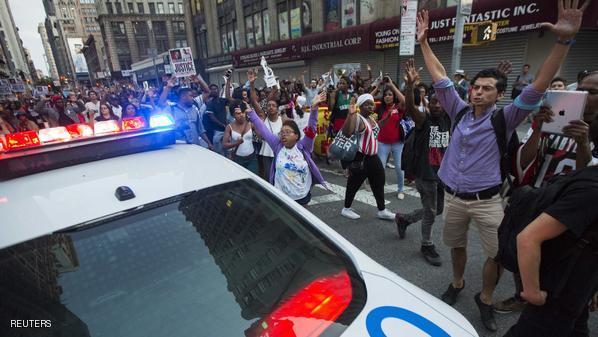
[{"xmin": 310, "ymin": 181, "xmax": 422, "ymax": 206}]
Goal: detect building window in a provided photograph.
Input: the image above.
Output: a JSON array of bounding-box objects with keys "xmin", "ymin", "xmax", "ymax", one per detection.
[
  {"xmin": 153, "ymin": 21, "xmax": 168, "ymax": 53},
  {"xmin": 127, "ymin": 2, "xmax": 134, "ymax": 13},
  {"xmin": 106, "ymin": 2, "xmax": 113, "ymax": 14},
  {"xmin": 133, "ymin": 21, "xmax": 148, "ymax": 35},
  {"xmin": 148, "ymin": 2, "xmax": 155, "ymax": 13},
  {"xmin": 178, "ymin": 3, "xmax": 183, "ymax": 14},
  {"xmin": 217, "ymin": 0, "xmax": 237, "ymax": 53},
  {"xmin": 137, "ymin": 2, "xmax": 144, "ymax": 13},
  {"xmin": 137, "ymin": 39, "xmax": 150, "ymax": 58},
  {"xmin": 157, "ymin": 3, "xmax": 164, "ymax": 14},
  {"xmin": 323, "ymin": 0, "xmax": 371, "ymax": 30},
  {"xmin": 168, "ymin": 2, "xmax": 175, "ymax": 13},
  {"xmin": 172, "ymin": 21, "xmax": 185, "ymax": 34},
  {"xmin": 115, "ymin": 2, "xmax": 123, "ymax": 14},
  {"xmin": 195, "ymin": 28, "xmax": 208, "ymax": 58},
  {"xmin": 243, "ymin": 0, "xmax": 268, "ymax": 48},
  {"xmin": 175, "ymin": 40, "xmax": 187, "ymax": 48},
  {"xmin": 111, "ymin": 21, "xmax": 126, "ymax": 35}
]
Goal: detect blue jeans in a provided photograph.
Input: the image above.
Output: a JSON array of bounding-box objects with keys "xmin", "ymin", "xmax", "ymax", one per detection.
[
  {"xmin": 212, "ymin": 130, "xmax": 225, "ymax": 156},
  {"xmin": 377, "ymin": 142, "xmax": 404, "ymax": 192}
]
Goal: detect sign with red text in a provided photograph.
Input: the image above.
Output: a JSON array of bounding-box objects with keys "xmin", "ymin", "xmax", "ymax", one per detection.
[{"xmin": 169, "ymin": 47, "xmax": 196, "ymax": 78}]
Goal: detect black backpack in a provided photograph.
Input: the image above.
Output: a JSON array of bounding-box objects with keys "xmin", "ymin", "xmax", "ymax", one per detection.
[
  {"xmin": 495, "ymin": 166, "xmax": 598, "ymax": 295},
  {"xmin": 453, "ymin": 107, "xmax": 520, "ymax": 189}
]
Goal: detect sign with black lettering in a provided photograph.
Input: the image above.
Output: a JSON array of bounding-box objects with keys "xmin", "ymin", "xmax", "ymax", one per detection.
[{"xmin": 169, "ymin": 47, "xmax": 196, "ymax": 78}]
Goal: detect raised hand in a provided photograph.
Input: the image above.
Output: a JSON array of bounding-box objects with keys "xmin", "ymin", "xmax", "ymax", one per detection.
[
  {"xmin": 166, "ymin": 77, "xmax": 176, "ymax": 88},
  {"xmin": 311, "ymin": 91, "xmax": 327, "ymax": 106},
  {"xmin": 348, "ymin": 96, "xmax": 357, "ymax": 115},
  {"xmin": 404, "ymin": 59, "xmax": 420, "ymax": 86},
  {"xmin": 540, "ymin": 0, "xmax": 592, "ymax": 40},
  {"xmin": 497, "ymin": 60, "xmax": 513, "ymax": 77},
  {"xmin": 416, "ymin": 10, "xmax": 429, "ymax": 43},
  {"xmin": 247, "ymin": 68, "xmax": 257, "ymax": 83},
  {"xmin": 366, "ymin": 64, "xmax": 372, "ymax": 72}
]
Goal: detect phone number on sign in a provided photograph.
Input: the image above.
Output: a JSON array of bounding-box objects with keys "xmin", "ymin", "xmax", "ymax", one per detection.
[{"xmin": 174, "ymin": 62, "xmax": 195, "ymax": 75}]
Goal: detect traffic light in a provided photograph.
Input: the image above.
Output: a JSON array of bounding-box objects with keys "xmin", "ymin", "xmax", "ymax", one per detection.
[{"xmin": 464, "ymin": 21, "xmax": 498, "ymax": 46}]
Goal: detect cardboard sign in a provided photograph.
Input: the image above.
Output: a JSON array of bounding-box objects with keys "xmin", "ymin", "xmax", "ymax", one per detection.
[
  {"xmin": 260, "ymin": 56, "xmax": 279, "ymax": 88},
  {"xmin": 169, "ymin": 47, "xmax": 196, "ymax": 78},
  {"xmin": 10, "ymin": 79, "xmax": 25, "ymax": 93}
]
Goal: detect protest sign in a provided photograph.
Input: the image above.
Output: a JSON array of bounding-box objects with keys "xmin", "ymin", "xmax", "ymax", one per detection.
[{"xmin": 169, "ymin": 47, "xmax": 196, "ymax": 78}]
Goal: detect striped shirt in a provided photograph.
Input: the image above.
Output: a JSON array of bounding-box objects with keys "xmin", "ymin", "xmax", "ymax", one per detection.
[{"xmin": 358, "ymin": 114, "xmax": 380, "ymax": 155}]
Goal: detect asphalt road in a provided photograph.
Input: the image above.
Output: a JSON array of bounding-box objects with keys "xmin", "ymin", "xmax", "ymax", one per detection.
[{"xmin": 304, "ymin": 152, "xmax": 598, "ymax": 337}]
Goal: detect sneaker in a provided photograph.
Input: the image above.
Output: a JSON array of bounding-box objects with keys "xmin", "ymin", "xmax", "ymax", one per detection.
[
  {"xmin": 387, "ymin": 163, "xmax": 395, "ymax": 169},
  {"xmin": 341, "ymin": 207, "xmax": 360, "ymax": 220},
  {"xmin": 421, "ymin": 245, "xmax": 442, "ymax": 266},
  {"xmin": 475, "ymin": 293, "xmax": 498, "ymax": 332},
  {"xmin": 395, "ymin": 213, "xmax": 410, "ymax": 239},
  {"xmin": 397, "ymin": 192, "xmax": 405, "ymax": 200},
  {"xmin": 377, "ymin": 209, "xmax": 395, "ymax": 220},
  {"xmin": 493, "ymin": 296, "xmax": 527, "ymax": 314},
  {"xmin": 441, "ymin": 281, "xmax": 465, "ymax": 306}
]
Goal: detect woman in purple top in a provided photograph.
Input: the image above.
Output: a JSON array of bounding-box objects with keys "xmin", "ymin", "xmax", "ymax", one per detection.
[{"xmin": 247, "ymin": 92, "xmax": 328, "ymax": 205}]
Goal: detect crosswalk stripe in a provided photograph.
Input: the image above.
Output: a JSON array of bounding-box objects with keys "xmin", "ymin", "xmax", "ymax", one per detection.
[{"xmin": 311, "ymin": 182, "xmax": 422, "ymax": 206}]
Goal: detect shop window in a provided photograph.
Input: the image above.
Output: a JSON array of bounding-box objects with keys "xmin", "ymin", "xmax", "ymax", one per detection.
[
  {"xmin": 323, "ymin": 0, "xmax": 377, "ymax": 30},
  {"xmin": 217, "ymin": 0, "xmax": 237, "ymax": 53},
  {"xmin": 277, "ymin": 0, "xmax": 304, "ymax": 40},
  {"xmin": 243, "ymin": 0, "xmax": 267, "ymax": 47}
]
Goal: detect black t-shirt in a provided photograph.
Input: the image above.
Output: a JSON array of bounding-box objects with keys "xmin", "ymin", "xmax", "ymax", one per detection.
[
  {"xmin": 204, "ymin": 97, "xmax": 228, "ymax": 134},
  {"xmin": 540, "ymin": 177, "xmax": 598, "ymax": 291},
  {"xmin": 412, "ymin": 114, "xmax": 451, "ymax": 180},
  {"xmin": 544, "ymin": 181, "xmax": 598, "ymax": 240}
]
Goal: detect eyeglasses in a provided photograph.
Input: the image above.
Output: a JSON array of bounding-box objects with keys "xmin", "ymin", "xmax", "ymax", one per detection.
[{"xmin": 278, "ymin": 130, "xmax": 295, "ymax": 136}]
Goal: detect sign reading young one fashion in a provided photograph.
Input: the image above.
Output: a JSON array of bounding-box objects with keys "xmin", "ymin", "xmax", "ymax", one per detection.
[{"xmin": 169, "ymin": 47, "xmax": 196, "ymax": 78}]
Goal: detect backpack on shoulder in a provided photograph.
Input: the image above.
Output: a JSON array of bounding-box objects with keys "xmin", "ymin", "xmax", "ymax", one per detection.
[{"xmin": 495, "ymin": 166, "xmax": 598, "ymax": 296}]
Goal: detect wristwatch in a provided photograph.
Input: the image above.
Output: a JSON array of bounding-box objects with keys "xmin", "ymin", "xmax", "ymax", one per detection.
[{"xmin": 556, "ymin": 38, "xmax": 576, "ymax": 45}]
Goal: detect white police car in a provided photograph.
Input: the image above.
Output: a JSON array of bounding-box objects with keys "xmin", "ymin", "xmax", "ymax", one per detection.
[{"xmin": 0, "ymin": 115, "xmax": 478, "ymax": 337}]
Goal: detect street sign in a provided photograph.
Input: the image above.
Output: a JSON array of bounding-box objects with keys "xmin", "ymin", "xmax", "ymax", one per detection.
[
  {"xmin": 169, "ymin": 47, "xmax": 196, "ymax": 78},
  {"xmin": 399, "ymin": 0, "xmax": 418, "ymax": 56},
  {"xmin": 460, "ymin": 0, "xmax": 473, "ymax": 15},
  {"xmin": 464, "ymin": 21, "xmax": 498, "ymax": 46}
]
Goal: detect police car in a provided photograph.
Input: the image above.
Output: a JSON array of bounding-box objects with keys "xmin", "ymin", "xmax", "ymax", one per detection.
[{"xmin": 0, "ymin": 115, "xmax": 478, "ymax": 337}]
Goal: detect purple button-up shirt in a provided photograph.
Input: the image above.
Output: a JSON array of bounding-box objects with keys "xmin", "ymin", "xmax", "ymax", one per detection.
[{"xmin": 433, "ymin": 77, "xmax": 544, "ymax": 193}]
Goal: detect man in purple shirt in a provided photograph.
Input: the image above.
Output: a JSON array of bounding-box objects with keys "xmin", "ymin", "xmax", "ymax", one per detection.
[{"xmin": 416, "ymin": 1, "xmax": 590, "ymax": 331}]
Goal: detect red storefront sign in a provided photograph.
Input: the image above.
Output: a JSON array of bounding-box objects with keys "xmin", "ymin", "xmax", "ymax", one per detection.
[
  {"xmin": 232, "ymin": 24, "xmax": 370, "ymax": 68},
  {"xmin": 232, "ymin": 0, "xmax": 598, "ymax": 65}
]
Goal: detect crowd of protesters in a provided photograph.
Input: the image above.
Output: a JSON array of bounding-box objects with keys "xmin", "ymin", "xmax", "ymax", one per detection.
[{"xmin": 1, "ymin": 1, "xmax": 597, "ymax": 335}]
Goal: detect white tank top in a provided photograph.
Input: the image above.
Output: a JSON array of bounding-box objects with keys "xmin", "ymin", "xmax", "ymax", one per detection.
[{"xmin": 230, "ymin": 125, "xmax": 254, "ymax": 157}]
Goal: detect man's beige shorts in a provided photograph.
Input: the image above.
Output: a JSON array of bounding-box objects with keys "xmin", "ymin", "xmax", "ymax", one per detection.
[{"xmin": 442, "ymin": 193, "xmax": 504, "ymax": 258}]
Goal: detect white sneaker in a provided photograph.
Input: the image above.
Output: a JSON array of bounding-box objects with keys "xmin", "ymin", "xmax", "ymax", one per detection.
[
  {"xmin": 341, "ymin": 207, "xmax": 361, "ymax": 220},
  {"xmin": 387, "ymin": 163, "xmax": 396, "ymax": 169},
  {"xmin": 397, "ymin": 192, "xmax": 405, "ymax": 200},
  {"xmin": 377, "ymin": 209, "xmax": 395, "ymax": 220}
]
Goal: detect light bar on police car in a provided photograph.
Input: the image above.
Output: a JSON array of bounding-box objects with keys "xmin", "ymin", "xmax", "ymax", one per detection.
[
  {"xmin": 38, "ymin": 127, "xmax": 72, "ymax": 143},
  {"xmin": 66, "ymin": 124, "xmax": 94, "ymax": 138},
  {"xmin": 94, "ymin": 120, "xmax": 121, "ymax": 135},
  {"xmin": 150, "ymin": 113, "xmax": 175, "ymax": 128},
  {"xmin": 122, "ymin": 117, "xmax": 146, "ymax": 131}
]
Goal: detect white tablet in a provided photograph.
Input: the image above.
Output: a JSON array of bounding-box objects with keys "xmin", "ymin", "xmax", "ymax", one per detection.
[{"xmin": 540, "ymin": 90, "xmax": 588, "ymax": 134}]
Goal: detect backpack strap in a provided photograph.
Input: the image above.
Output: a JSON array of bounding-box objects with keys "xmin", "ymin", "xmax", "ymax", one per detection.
[
  {"xmin": 451, "ymin": 106, "xmax": 470, "ymax": 133},
  {"xmin": 490, "ymin": 108, "xmax": 513, "ymax": 188}
]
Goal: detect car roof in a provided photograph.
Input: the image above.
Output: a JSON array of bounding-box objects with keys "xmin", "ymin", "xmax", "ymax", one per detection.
[{"xmin": 0, "ymin": 144, "xmax": 251, "ymax": 249}]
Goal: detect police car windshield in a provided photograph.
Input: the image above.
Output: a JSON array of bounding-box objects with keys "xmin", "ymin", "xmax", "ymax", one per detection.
[{"xmin": 0, "ymin": 179, "xmax": 365, "ymax": 337}]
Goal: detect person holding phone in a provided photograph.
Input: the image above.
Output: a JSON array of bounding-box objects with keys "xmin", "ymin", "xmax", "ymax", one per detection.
[{"xmin": 374, "ymin": 75, "xmax": 407, "ymax": 200}]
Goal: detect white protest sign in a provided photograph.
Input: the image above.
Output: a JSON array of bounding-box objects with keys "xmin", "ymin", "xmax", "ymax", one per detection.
[
  {"xmin": 10, "ymin": 79, "xmax": 25, "ymax": 93},
  {"xmin": 260, "ymin": 56, "xmax": 279, "ymax": 89},
  {"xmin": 399, "ymin": 0, "xmax": 418, "ymax": 56},
  {"xmin": 169, "ymin": 47, "xmax": 196, "ymax": 78},
  {"xmin": 0, "ymin": 80, "xmax": 11, "ymax": 95}
]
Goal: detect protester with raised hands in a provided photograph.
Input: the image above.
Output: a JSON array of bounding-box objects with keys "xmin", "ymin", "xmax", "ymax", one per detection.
[
  {"xmin": 248, "ymin": 68, "xmax": 283, "ymax": 181},
  {"xmin": 340, "ymin": 94, "xmax": 396, "ymax": 221},
  {"xmin": 247, "ymin": 91, "xmax": 328, "ymax": 205},
  {"xmin": 395, "ymin": 59, "xmax": 451, "ymax": 267},
  {"xmin": 416, "ymin": 0, "xmax": 592, "ymax": 331},
  {"xmin": 374, "ymin": 74, "xmax": 408, "ymax": 200}
]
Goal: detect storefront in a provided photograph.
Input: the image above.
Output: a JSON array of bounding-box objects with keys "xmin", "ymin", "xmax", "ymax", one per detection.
[{"xmin": 221, "ymin": 0, "xmax": 597, "ymax": 90}]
